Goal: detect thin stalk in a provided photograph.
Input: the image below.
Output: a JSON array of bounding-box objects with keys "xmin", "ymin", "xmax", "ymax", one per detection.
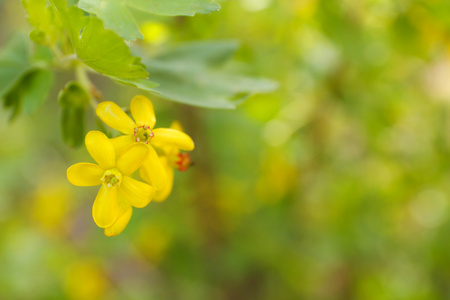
[{"xmin": 75, "ymin": 64, "xmax": 98, "ymax": 110}]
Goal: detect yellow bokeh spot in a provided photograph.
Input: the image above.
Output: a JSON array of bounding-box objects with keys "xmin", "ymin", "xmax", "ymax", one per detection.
[
  {"xmin": 295, "ymin": 0, "xmax": 317, "ymax": 19},
  {"xmin": 64, "ymin": 261, "xmax": 109, "ymax": 300},
  {"xmin": 135, "ymin": 223, "xmax": 172, "ymax": 264},
  {"xmin": 256, "ymin": 151, "xmax": 298, "ymax": 203},
  {"xmin": 141, "ymin": 21, "xmax": 169, "ymax": 45},
  {"xmin": 32, "ymin": 181, "xmax": 74, "ymax": 234}
]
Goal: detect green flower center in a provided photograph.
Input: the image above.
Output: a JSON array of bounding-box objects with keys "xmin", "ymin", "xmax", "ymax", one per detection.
[
  {"xmin": 134, "ymin": 125, "xmax": 154, "ymax": 144},
  {"xmin": 101, "ymin": 168, "xmax": 122, "ymax": 188}
]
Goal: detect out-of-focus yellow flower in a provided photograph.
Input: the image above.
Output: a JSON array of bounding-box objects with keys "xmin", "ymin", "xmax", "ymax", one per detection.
[
  {"xmin": 140, "ymin": 121, "xmax": 193, "ymax": 202},
  {"xmin": 96, "ymin": 96, "xmax": 194, "ymax": 192},
  {"xmin": 135, "ymin": 223, "xmax": 173, "ymax": 264},
  {"xmin": 141, "ymin": 21, "xmax": 170, "ymax": 45},
  {"xmin": 256, "ymin": 151, "xmax": 298, "ymax": 203},
  {"xmin": 64, "ymin": 260, "xmax": 109, "ymax": 300},
  {"xmin": 67, "ymin": 131, "xmax": 153, "ymax": 236},
  {"xmin": 32, "ymin": 181, "xmax": 74, "ymax": 234}
]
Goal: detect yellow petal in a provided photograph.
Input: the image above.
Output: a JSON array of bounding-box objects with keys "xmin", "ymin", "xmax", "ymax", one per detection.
[
  {"xmin": 104, "ymin": 207, "xmax": 132, "ymax": 237},
  {"xmin": 116, "ymin": 143, "xmax": 148, "ymax": 175},
  {"xmin": 110, "ymin": 135, "xmax": 135, "ymax": 156},
  {"xmin": 140, "ymin": 145, "xmax": 168, "ymax": 190},
  {"xmin": 67, "ymin": 163, "xmax": 103, "ymax": 186},
  {"xmin": 139, "ymin": 166, "xmax": 150, "ymax": 183},
  {"xmin": 92, "ymin": 185, "xmax": 119, "ymax": 228},
  {"xmin": 151, "ymin": 128, "xmax": 194, "ymax": 151},
  {"xmin": 154, "ymin": 157, "xmax": 174, "ymax": 202},
  {"xmin": 104, "ymin": 196, "xmax": 132, "ymax": 237},
  {"xmin": 120, "ymin": 176, "xmax": 154, "ymax": 208},
  {"xmin": 96, "ymin": 101, "xmax": 135, "ymax": 134},
  {"xmin": 130, "ymin": 95, "xmax": 156, "ymax": 128},
  {"xmin": 85, "ymin": 131, "xmax": 115, "ymax": 169},
  {"xmin": 170, "ymin": 120, "xmax": 183, "ymax": 132}
]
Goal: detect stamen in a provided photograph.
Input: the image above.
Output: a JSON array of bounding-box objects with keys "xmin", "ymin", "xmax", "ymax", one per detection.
[
  {"xmin": 134, "ymin": 125, "xmax": 154, "ymax": 144},
  {"xmin": 101, "ymin": 168, "xmax": 122, "ymax": 188}
]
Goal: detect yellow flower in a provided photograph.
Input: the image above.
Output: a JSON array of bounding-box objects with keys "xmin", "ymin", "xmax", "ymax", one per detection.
[
  {"xmin": 95, "ymin": 95, "xmax": 194, "ymax": 191},
  {"xmin": 141, "ymin": 121, "xmax": 193, "ymax": 202},
  {"xmin": 67, "ymin": 131, "xmax": 154, "ymax": 236}
]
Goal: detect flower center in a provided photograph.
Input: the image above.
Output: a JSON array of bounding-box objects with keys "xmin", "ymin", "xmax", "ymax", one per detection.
[
  {"xmin": 175, "ymin": 152, "xmax": 192, "ymax": 172},
  {"xmin": 101, "ymin": 168, "xmax": 122, "ymax": 188},
  {"xmin": 134, "ymin": 125, "xmax": 154, "ymax": 144}
]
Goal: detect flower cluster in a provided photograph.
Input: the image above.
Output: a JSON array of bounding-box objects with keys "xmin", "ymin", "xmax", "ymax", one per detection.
[{"xmin": 67, "ymin": 96, "xmax": 194, "ymax": 236}]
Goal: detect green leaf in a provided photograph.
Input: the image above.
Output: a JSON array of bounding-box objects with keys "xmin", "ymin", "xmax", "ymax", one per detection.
[
  {"xmin": 49, "ymin": 0, "xmax": 148, "ymax": 79},
  {"xmin": 22, "ymin": 69, "xmax": 54, "ymax": 114},
  {"xmin": 125, "ymin": 41, "xmax": 278, "ymax": 109},
  {"xmin": 3, "ymin": 87, "xmax": 22, "ymax": 121},
  {"xmin": 148, "ymin": 66, "xmax": 278, "ymax": 109},
  {"xmin": 112, "ymin": 77, "xmax": 159, "ymax": 91},
  {"xmin": 3, "ymin": 69, "xmax": 54, "ymax": 120},
  {"xmin": 58, "ymin": 81, "xmax": 89, "ymax": 147},
  {"xmin": 0, "ymin": 34, "xmax": 33, "ymax": 99},
  {"xmin": 22, "ymin": 0, "xmax": 62, "ymax": 45},
  {"xmin": 0, "ymin": 34, "xmax": 56, "ymax": 120},
  {"xmin": 78, "ymin": 0, "xmax": 221, "ymax": 41},
  {"xmin": 152, "ymin": 40, "xmax": 239, "ymax": 66},
  {"xmin": 32, "ymin": 45, "xmax": 55, "ymax": 65}
]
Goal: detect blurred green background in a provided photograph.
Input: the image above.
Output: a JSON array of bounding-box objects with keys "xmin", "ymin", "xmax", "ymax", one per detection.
[{"xmin": 2, "ymin": 0, "xmax": 450, "ymax": 299}]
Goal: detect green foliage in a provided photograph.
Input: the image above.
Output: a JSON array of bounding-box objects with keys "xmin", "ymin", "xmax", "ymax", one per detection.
[
  {"xmin": 0, "ymin": 34, "xmax": 53, "ymax": 120},
  {"xmin": 58, "ymin": 81, "xmax": 90, "ymax": 147},
  {"xmin": 5, "ymin": 70, "xmax": 54, "ymax": 120},
  {"xmin": 113, "ymin": 78, "xmax": 160, "ymax": 92},
  {"xmin": 21, "ymin": 70, "xmax": 54, "ymax": 115},
  {"xmin": 0, "ymin": 35, "xmax": 33, "ymax": 99},
  {"xmin": 2, "ymin": 0, "xmax": 277, "ymax": 141},
  {"xmin": 78, "ymin": 0, "xmax": 221, "ymax": 40},
  {"xmin": 152, "ymin": 40, "xmax": 239, "ymax": 64},
  {"xmin": 143, "ymin": 41, "xmax": 278, "ymax": 109},
  {"xmin": 22, "ymin": 0, "xmax": 62, "ymax": 45},
  {"xmin": 49, "ymin": 0, "xmax": 148, "ymax": 79},
  {"xmin": 16, "ymin": 0, "xmax": 276, "ymax": 114},
  {"xmin": 107, "ymin": 41, "xmax": 277, "ymax": 109}
]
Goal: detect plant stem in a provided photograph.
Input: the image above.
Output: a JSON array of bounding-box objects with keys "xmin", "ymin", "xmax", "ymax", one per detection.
[
  {"xmin": 50, "ymin": 44, "xmax": 63, "ymax": 61},
  {"xmin": 75, "ymin": 64, "xmax": 98, "ymax": 110}
]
